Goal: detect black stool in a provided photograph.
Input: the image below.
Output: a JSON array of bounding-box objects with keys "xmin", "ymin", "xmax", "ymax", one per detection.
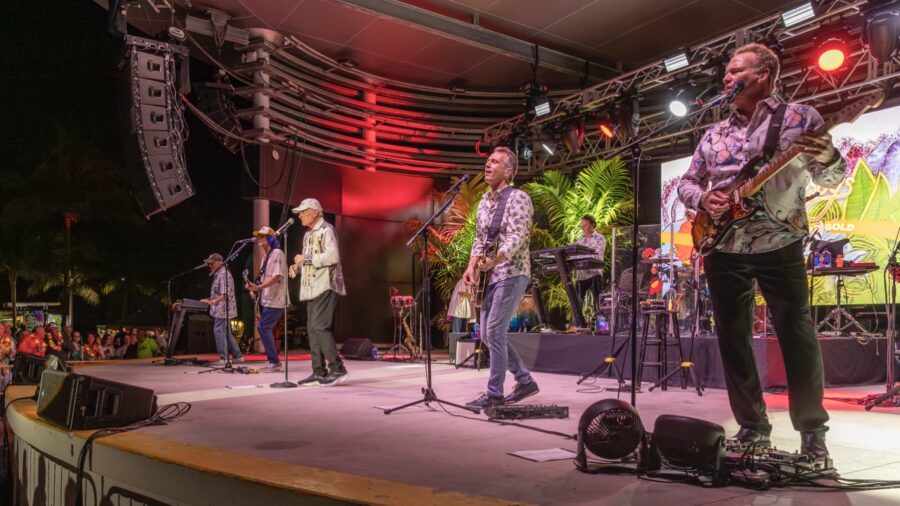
[{"xmin": 637, "ymin": 301, "xmax": 687, "ymax": 391}]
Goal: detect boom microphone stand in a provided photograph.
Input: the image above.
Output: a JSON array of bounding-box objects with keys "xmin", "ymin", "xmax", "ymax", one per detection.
[
  {"xmin": 866, "ymin": 232, "xmax": 900, "ymax": 409},
  {"xmin": 385, "ymin": 176, "xmax": 480, "ymax": 414},
  {"xmin": 603, "ymin": 83, "xmax": 744, "ymax": 407}
]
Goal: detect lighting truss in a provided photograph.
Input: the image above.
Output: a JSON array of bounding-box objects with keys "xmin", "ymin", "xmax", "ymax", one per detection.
[{"xmin": 481, "ymin": 0, "xmax": 900, "ymax": 175}]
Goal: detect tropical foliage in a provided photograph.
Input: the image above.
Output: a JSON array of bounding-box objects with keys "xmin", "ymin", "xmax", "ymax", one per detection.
[{"xmin": 429, "ymin": 157, "xmax": 634, "ymax": 321}]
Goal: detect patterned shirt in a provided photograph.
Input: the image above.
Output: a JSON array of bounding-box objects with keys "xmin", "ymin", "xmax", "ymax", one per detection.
[
  {"xmin": 298, "ymin": 218, "xmax": 346, "ymax": 301},
  {"xmin": 208, "ymin": 266, "xmax": 237, "ymax": 319},
  {"xmin": 471, "ymin": 186, "xmax": 533, "ymax": 284},
  {"xmin": 259, "ymin": 248, "xmax": 288, "ymax": 308},
  {"xmin": 573, "ymin": 231, "xmax": 606, "ymax": 281},
  {"xmin": 678, "ymin": 97, "xmax": 846, "ymax": 254}
]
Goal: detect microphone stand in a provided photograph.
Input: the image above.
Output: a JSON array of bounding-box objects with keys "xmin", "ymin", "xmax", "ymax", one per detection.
[
  {"xmin": 866, "ymin": 236, "xmax": 900, "ymax": 409},
  {"xmin": 603, "ymin": 92, "xmax": 734, "ymax": 408},
  {"xmin": 385, "ymin": 176, "xmax": 480, "ymax": 414},
  {"xmin": 199, "ymin": 239, "xmax": 255, "ymax": 375},
  {"xmin": 271, "ymin": 218, "xmax": 297, "ymax": 389}
]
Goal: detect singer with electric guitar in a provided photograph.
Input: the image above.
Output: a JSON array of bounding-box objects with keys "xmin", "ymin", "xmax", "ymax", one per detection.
[
  {"xmin": 461, "ymin": 146, "xmax": 538, "ymax": 409},
  {"xmin": 677, "ymin": 43, "xmax": 873, "ymax": 462},
  {"xmin": 244, "ymin": 225, "xmax": 288, "ymax": 371}
]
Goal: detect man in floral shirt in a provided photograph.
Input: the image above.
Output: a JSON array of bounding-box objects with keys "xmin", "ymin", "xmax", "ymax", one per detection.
[
  {"xmin": 201, "ymin": 253, "xmax": 244, "ymax": 365},
  {"xmin": 573, "ymin": 214, "xmax": 606, "ymax": 313},
  {"xmin": 678, "ymin": 43, "xmax": 846, "ymax": 461},
  {"xmin": 462, "ymin": 146, "xmax": 538, "ymax": 409}
]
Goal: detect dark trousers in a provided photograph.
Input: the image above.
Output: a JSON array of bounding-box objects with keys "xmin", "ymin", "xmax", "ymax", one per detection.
[
  {"xmin": 705, "ymin": 240, "xmax": 828, "ymax": 434},
  {"xmin": 576, "ymin": 275, "xmax": 603, "ymax": 310},
  {"xmin": 258, "ymin": 306, "xmax": 284, "ymax": 365},
  {"xmin": 308, "ymin": 290, "xmax": 343, "ymax": 376}
]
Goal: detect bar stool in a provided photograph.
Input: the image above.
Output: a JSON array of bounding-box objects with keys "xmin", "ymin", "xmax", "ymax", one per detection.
[{"xmin": 637, "ymin": 299, "xmax": 686, "ymax": 391}]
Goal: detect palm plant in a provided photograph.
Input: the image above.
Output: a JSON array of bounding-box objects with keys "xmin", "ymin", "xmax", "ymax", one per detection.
[
  {"xmin": 523, "ymin": 157, "xmax": 634, "ymax": 315},
  {"xmin": 430, "ymin": 173, "xmax": 488, "ymax": 301}
]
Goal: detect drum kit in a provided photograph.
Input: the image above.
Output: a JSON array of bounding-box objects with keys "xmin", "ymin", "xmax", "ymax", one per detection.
[{"xmin": 640, "ymin": 253, "xmax": 713, "ymax": 336}]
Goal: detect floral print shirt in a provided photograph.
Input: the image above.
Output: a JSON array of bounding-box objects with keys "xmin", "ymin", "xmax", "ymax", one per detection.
[
  {"xmin": 678, "ymin": 97, "xmax": 846, "ymax": 254},
  {"xmin": 471, "ymin": 187, "xmax": 533, "ymax": 284},
  {"xmin": 573, "ymin": 231, "xmax": 606, "ymax": 281},
  {"xmin": 209, "ymin": 266, "xmax": 237, "ymax": 319}
]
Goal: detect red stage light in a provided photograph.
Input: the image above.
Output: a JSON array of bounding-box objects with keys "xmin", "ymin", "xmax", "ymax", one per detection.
[
  {"xmin": 598, "ymin": 121, "xmax": 616, "ymax": 139},
  {"xmin": 816, "ymin": 37, "xmax": 848, "ymax": 72}
]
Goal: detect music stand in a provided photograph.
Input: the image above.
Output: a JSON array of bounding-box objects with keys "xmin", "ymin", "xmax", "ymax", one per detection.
[{"xmin": 384, "ymin": 177, "xmax": 480, "ymax": 415}]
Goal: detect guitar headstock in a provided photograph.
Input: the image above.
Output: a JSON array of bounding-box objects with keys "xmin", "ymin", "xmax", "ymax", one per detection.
[{"xmin": 241, "ymin": 269, "xmax": 250, "ymax": 282}]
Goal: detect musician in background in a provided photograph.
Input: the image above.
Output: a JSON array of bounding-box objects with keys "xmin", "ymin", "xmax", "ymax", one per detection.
[
  {"xmin": 245, "ymin": 226, "xmax": 288, "ymax": 371},
  {"xmin": 573, "ymin": 214, "xmax": 606, "ymax": 313},
  {"xmin": 462, "ymin": 146, "xmax": 538, "ymax": 409},
  {"xmin": 200, "ymin": 253, "xmax": 244, "ymax": 365},
  {"xmin": 677, "ymin": 43, "xmax": 846, "ymax": 460},
  {"xmin": 289, "ymin": 198, "xmax": 348, "ymax": 386}
]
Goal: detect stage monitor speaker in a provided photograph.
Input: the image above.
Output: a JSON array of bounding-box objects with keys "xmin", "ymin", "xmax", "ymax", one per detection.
[
  {"xmin": 340, "ymin": 338, "xmax": 376, "ymax": 360},
  {"xmin": 121, "ymin": 35, "xmax": 194, "ymax": 218},
  {"xmin": 36, "ymin": 369, "xmax": 157, "ymax": 430},
  {"xmin": 11, "ymin": 354, "xmax": 46, "ymax": 385}
]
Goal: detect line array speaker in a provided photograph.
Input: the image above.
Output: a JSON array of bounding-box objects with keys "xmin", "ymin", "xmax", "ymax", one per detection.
[{"xmin": 122, "ymin": 35, "xmax": 194, "ymax": 218}]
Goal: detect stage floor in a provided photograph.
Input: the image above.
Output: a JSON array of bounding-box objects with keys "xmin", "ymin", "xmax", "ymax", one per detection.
[{"xmin": 7, "ymin": 355, "xmax": 900, "ymax": 505}]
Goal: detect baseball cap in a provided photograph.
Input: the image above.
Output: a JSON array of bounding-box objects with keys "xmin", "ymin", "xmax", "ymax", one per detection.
[
  {"xmin": 291, "ymin": 198, "xmax": 323, "ymax": 214},
  {"xmin": 252, "ymin": 226, "xmax": 276, "ymax": 237},
  {"xmin": 203, "ymin": 253, "xmax": 223, "ymax": 264}
]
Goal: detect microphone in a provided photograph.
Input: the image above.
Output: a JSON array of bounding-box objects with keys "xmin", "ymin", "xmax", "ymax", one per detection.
[
  {"xmin": 190, "ymin": 263, "xmax": 207, "ymax": 271},
  {"xmin": 274, "ymin": 218, "xmax": 295, "ymax": 237},
  {"xmin": 699, "ymin": 81, "xmax": 745, "ymax": 108}
]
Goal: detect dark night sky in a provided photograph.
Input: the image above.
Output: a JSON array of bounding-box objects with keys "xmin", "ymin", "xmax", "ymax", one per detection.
[{"xmin": 1, "ymin": 1, "xmax": 253, "ymax": 330}]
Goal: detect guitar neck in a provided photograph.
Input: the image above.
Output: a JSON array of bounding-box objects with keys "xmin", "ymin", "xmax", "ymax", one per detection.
[{"xmin": 737, "ymin": 144, "xmax": 804, "ymax": 198}]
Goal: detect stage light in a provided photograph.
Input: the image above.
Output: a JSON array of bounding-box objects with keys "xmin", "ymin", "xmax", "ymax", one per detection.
[
  {"xmin": 534, "ymin": 100, "xmax": 552, "ymax": 117},
  {"xmin": 599, "ymin": 120, "xmax": 616, "ymax": 139},
  {"xmin": 663, "ymin": 52, "xmax": 690, "ymax": 72},
  {"xmin": 650, "ymin": 415, "xmax": 728, "ymax": 486},
  {"xmin": 863, "ymin": 8, "xmax": 900, "ymax": 63},
  {"xmin": 781, "ymin": 2, "xmax": 816, "ymax": 28},
  {"xmin": 541, "ymin": 141, "xmax": 555, "ymax": 155},
  {"xmin": 576, "ymin": 399, "xmax": 644, "ymax": 467},
  {"xmin": 816, "ymin": 37, "xmax": 848, "ymax": 72},
  {"xmin": 669, "ymin": 90, "xmax": 689, "ymax": 117}
]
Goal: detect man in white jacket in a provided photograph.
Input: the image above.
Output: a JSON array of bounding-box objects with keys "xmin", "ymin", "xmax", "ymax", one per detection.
[{"xmin": 290, "ymin": 198, "xmax": 348, "ymax": 386}]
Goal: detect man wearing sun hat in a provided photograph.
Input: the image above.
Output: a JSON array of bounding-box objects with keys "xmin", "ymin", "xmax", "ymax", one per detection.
[
  {"xmin": 289, "ymin": 198, "xmax": 348, "ymax": 386},
  {"xmin": 245, "ymin": 226, "xmax": 288, "ymax": 370},
  {"xmin": 200, "ymin": 253, "xmax": 244, "ymax": 366}
]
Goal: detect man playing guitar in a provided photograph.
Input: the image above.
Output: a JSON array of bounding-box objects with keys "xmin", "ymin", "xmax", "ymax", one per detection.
[
  {"xmin": 677, "ymin": 43, "xmax": 847, "ymax": 461},
  {"xmin": 244, "ymin": 226, "xmax": 288, "ymax": 371},
  {"xmin": 462, "ymin": 146, "xmax": 538, "ymax": 409}
]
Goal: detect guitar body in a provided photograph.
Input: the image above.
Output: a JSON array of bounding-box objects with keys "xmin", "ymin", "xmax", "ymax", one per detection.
[
  {"xmin": 241, "ymin": 269, "xmax": 261, "ymax": 318},
  {"xmin": 691, "ymin": 156, "xmax": 766, "ymax": 255},
  {"xmin": 473, "ymin": 241, "xmax": 499, "ymax": 311}
]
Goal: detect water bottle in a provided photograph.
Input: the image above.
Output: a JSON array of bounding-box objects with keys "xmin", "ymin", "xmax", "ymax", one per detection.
[
  {"xmin": 371, "ymin": 347, "xmax": 379, "ymax": 360},
  {"xmin": 471, "ymin": 322, "xmax": 480, "ymax": 340},
  {"xmin": 822, "ymin": 249, "xmax": 832, "ymax": 268},
  {"xmin": 814, "ymin": 252, "xmax": 821, "ymax": 268}
]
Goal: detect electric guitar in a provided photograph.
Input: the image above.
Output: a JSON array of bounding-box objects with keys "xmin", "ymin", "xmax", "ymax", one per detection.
[
  {"xmin": 691, "ymin": 93, "xmax": 883, "ymax": 256},
  {"xmin": 242, "ymin": 269, "xmax": 260, "ymax": 317},
  {"xmin": 473, "ymin": 240, "xmax": 499, "ymax": 311}
]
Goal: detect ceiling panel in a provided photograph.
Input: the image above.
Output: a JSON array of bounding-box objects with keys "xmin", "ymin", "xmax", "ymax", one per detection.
[
  {"xmin": 276, "ymin": 0, "xmax": 377, "ymax": 44},
  {"xmin": 403, "ymin": 38, "xmax": 500, "ymax": 75},
  {"xmin": 343, "ymin": 18, "xmax": 441, "ymax": 61},
  {"xmin": 234, "ymin": 0, "xmax": 304, "ymax": 28}
]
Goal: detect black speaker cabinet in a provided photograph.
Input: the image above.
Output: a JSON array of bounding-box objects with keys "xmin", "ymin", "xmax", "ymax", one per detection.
[
  {"xmin": 340, "ymin": 338, "xmax": 376, "ymax": 360},
  {"xmin": 37, "ymin": 369, "xmax": 157, "ymax": 430},
  {"xmin": 11, "ymin": 354, "xmax": 46, "ymax": 385}
]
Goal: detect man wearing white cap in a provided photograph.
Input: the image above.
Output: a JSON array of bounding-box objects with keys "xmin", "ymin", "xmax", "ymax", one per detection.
[
  {"xmin": 200, "ymin": 253, "xmax": 244, "ymax": 365},
  {"xmin": 289, "ymin": 198, "xmax": 348, "ymax": 386},
  {"xmin": 245, "ymin": 226, "xmax": 288, "ymax": 370}
]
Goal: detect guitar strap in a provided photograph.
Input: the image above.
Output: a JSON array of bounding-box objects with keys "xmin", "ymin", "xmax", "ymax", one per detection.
[
  {"xmin": 761, "ymin": 103, "xmax": 788, "ymax": 162},
  {"xmin": 485, "ymin": 187, "xmax": 514, "ymax": 245}
]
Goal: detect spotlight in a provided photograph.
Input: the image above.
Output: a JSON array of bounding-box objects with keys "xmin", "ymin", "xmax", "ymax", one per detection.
[
  {"xmin": 650, "ymin": 415, "xmax": 728, "ymax": 487},
  {"xmin": 669, "ymin": 90, "xmax": 689, "ymax": 117},
  {"xmin": 781, "ymin": 2, "xmax": 816, "ymax": 28},
  {"xmin": 815, "ymin": 36, "xmax": 849, "ymax": 72},
  {"xmin": 863, "ymin": 8, "xmax": 900, "ymax": 63},
  {"xmin": 576, "ymin": 399, "xmax": 644, "ymax": 470},
  {"xmin": 563, "ymin": 117, "xmax": 585, "ymax": 153},
  {"xmin": 598, "ymin": 120, "xmax": 616, "ymax": 140},
  {"xmin": 663, "ymin": 52, "xmax": 690, "ymax": 72},
  {"xmin": 534, "ymin": 100, "xmax": 552, "ymax": 117},
  {"xmin": 541, "ymin": 141, "xmax": 555, "ymax": 156}
]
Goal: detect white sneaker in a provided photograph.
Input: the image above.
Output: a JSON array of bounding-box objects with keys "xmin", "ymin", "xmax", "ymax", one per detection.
[
  {"xmin": 232, "ymin": 357, "xmax": 245, "ymax": 364},
  {"xmin": 264, "ymin": 362, "xmax": 283, "ymax": 371},
  {"xmin": 209, "ymin": 359, "xmax": 226, "ymax": 366}
]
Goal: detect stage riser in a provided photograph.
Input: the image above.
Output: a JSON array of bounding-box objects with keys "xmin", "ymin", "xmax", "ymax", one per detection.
[
  {"xmin": 507, "ymin": 332, "xmax": 887, "ymax": 389},
  {"xmin": 8, "ymin": 407, "xmax": 355, "ymax": 506}
]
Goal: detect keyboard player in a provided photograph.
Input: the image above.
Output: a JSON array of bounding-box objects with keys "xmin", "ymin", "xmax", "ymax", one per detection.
[{"xmin": 572, "ymin": 215, "xmax": 606, "ymax": 312}]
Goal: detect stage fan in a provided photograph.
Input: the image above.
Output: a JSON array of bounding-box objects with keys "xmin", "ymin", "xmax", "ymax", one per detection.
[{"xmin": 575, "ymin": 399, "xmax": 644, "ymax": 472}]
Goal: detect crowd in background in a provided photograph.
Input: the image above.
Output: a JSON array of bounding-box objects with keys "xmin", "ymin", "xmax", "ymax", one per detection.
[{"xmin": 0, "ymin": 321, "xmax": 168, "ymax": 389}]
